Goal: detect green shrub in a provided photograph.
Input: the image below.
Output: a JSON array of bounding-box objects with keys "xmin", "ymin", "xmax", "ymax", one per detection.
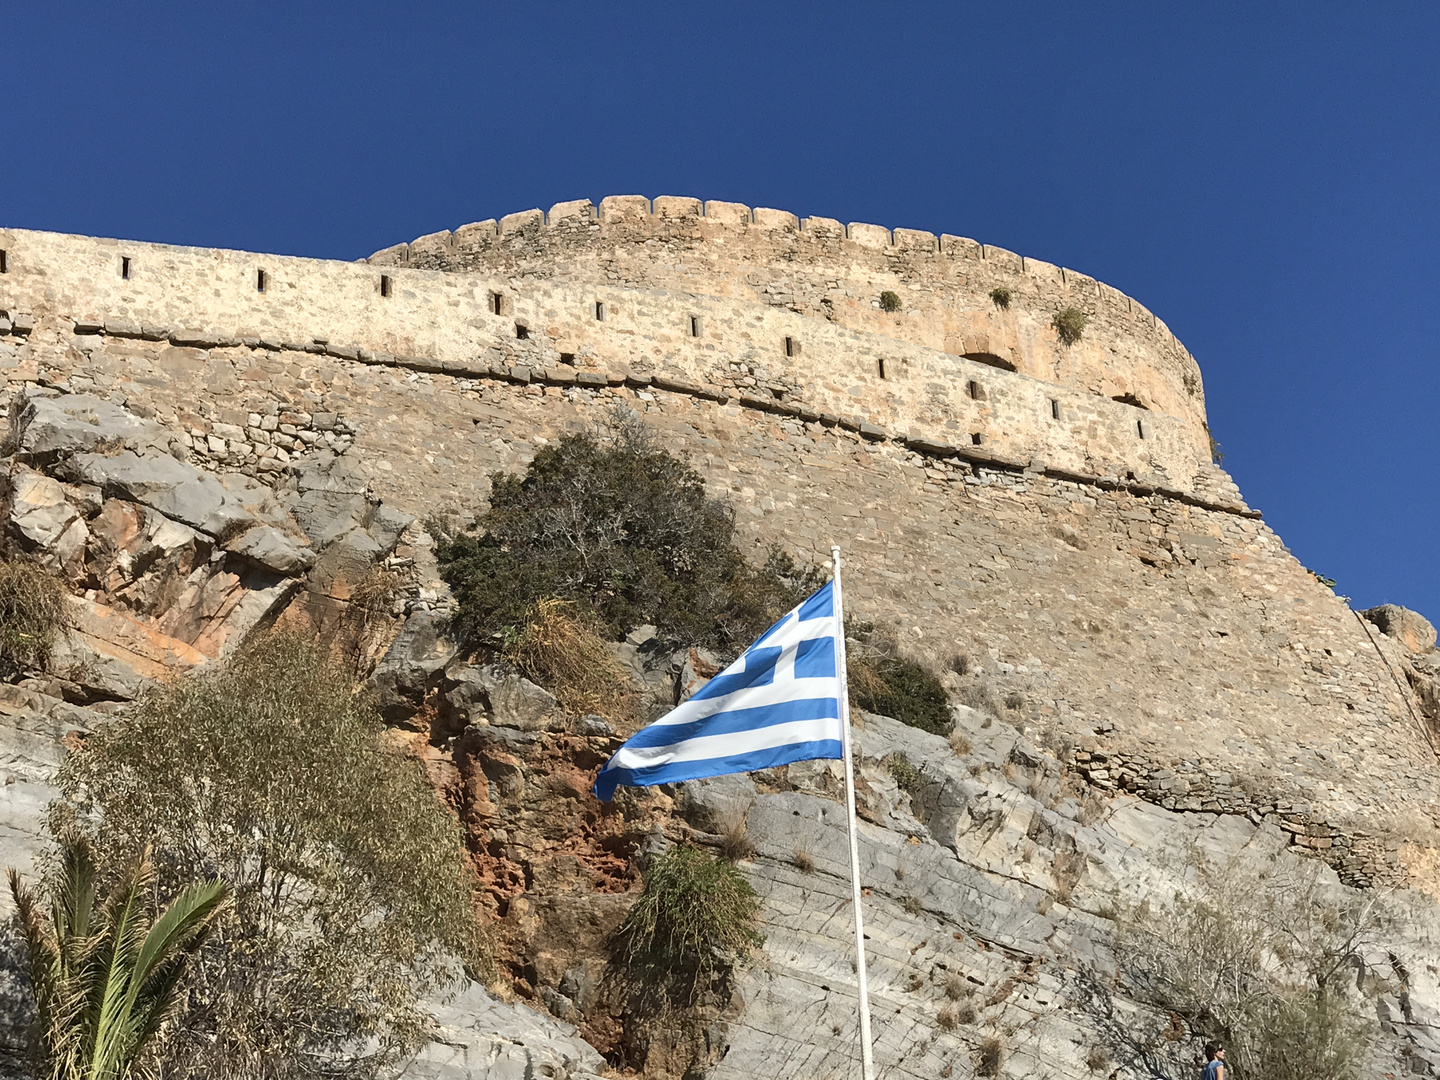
[
  {"xmin": 889, "ymin": 751, "xmax": 921, "ymax": 796},
  {"xmin": 989, "ymin": 287, "xmax": 1012, "ymax": 310},
  {"xmin": 1052, "ymin": 306, "xmax": 1088, "ymax": 345},
  {"xmin": 619, "ymin": 844, "xmax": 762, "ymax": 998},
  {"xmin": 850, "ymin": 653, "xmax": 952, "ymax": 735},
  {"xmin": 879, "ymin": 290, "xmax": 902, "ymax": 312},
  {"xmin": 51, "ymin": 632, "xmax": 483, "ymax": 1079},
  {"xmin": 435, "ymin": 411, "xmax": 820, "ymax": 652},
  {"xmin": 0, "ymin": 558, "xmax": 68, "ymax": 673}
]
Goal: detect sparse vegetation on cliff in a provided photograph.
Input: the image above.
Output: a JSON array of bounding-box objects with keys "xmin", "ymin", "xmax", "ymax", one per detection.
[
  {"xmin": 0, "ymin": 558, "xmax": 69, "ymax": 674},
  {"xmin": 989, "ymin": 286, "xmax": 1012, "ymax": 309},
  {"xmin": 618, "ymin": 844, "xmax": 763, "ymax": 999},
  {"xmin": 504, "ymin": 596, "xmax": 636, "ymax": 718},
  {"xmin": 879, "ymin": 290, "xmax": 902, "ymax": 312},
  {"xmin": 1111, "ymin": 855, "xmax": 1378, "ymax": 1080},
  {"xmin": 849, "ymin": 649, "xmax": 952, "ymax": 735},
  {"xmin": 435, "ymin": 410, "xmax": 820, "ymax": 655},
  {"xmin": 50, "ymin": 632, "xmax": 483, "ymax": 1080},
  {"xmin": 1052, "ymin": 306, "xmax": 1088, "ymax": 345}
]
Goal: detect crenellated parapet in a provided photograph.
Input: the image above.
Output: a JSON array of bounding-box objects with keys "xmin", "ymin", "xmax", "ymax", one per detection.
[
  {"xmin": 0, "ymin": 203, "xmax": 1217, "ymax": 501},
  {"xmin": 366, "ymin": 195, "xmax": 1207, "ymax": 444}
]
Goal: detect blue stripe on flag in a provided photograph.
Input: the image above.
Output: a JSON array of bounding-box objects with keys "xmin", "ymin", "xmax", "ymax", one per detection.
[
  {"xmin": 620, "ymin": 696, "xmax": 840, "ymax": 749},
  {"xmin": 592, "ymin": 738, "xmax": 844, "ymax": 801},
  {"xmin": 690, "ymin": 645, "xmax": 782, "ymax": 701},
  {"xmin": 797, "ymin": 582, "xmax": 833, "ymax": 621}
]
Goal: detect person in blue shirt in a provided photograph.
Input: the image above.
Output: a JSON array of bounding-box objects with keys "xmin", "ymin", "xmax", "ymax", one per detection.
[{"xmin": 1202, "ymin": 1042, "xmax": 1226, "ymax": 1080}]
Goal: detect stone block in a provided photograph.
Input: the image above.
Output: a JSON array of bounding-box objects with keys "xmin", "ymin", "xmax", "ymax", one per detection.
[
  {"xmin": 652, "ymin": 195, "xmax": 702, "ymax": 219},
  {"xmin": 598, "ymin": 195, "xmax": 651, "ymax": 221},
  {"xmin": 499, "ymin": 209, "xmax": 543, "ymax": 234},
  {"xmin": 702, "ymin": 200, "xmax": 751, "ymax": 225},
  {"xmin": 847, "ymin": 222, "xmax": 891, "ymax": 248},
  {"xmin": 546, "ymin": 199, "xmax": 594, "ymax": 223},
  {"xmin": 752, "ymin": 207, "xmax": 799, "ymax": 231}
]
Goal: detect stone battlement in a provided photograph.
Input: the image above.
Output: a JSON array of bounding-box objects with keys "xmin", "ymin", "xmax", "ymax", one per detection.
[
  {"xmin": 1, "ymin": 210, "xmax": 1216, "ymax": 501},
  {"xmin": 367, "ymin": 195, "xmax": 1207, "ymax": 438}
]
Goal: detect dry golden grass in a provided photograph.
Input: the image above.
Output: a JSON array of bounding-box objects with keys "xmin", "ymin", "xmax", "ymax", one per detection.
[
  {"xmin": 0, "ymin": 557, "xmax": 69, "ymax": 672},
  {"xmin": 505, "ymin": 597, "xmax": 636, "ymax": 719}
]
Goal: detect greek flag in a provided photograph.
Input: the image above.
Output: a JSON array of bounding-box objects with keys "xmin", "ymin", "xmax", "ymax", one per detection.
[{"xmin": 593, "ymin": 582, "xmax": 843, "ymax": 801}]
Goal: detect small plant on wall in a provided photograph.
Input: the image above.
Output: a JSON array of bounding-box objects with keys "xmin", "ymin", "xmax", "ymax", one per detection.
[
  {"xmin": 1052, "ymin": 306, "xmax": 1087, "ymax": 345},
  {"xmin": 989, "ymin": 287, "xmax": 1012, "ymax": 310},
  {"xmin": 879, "ymin": 290, "xmax": 902, "ymax": 312}
]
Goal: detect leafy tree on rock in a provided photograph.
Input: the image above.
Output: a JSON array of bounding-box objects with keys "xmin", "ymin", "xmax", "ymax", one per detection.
[
  {"xmin": 50, "ymin": 633, "xmax": 483, "ymax": 1080},
  {"xmin": 436, "ymin": 411, "xmax": 820, "ymax": 653}
]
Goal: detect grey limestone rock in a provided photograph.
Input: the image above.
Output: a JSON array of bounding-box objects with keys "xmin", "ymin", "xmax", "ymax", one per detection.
[
  {"xmin": 223, "ymin": 525, "xmax": 316, "ymax": 575},
  {"xmin": 372, "ymin": 610, "xmax": 458, "ymax": 723},
  {"xmin": 441, "ymin": 663, "xmax": 562, "ymax": 733},
  {"xmin": 8, "ymin": 390, "xmax": 166, "ymax": 460},
  {"xmin": 399, "ymin": 981, "xmax": 606, "ymax": 1080},
  {"xmin": 63, "ymin": 450, "xmax": 256, "ymax": 539}
]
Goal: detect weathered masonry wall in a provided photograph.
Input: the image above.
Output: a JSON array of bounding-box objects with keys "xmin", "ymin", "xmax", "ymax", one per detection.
[
  {"xmin": 1, "ymin": 314, "xmax": 1434, "ymax": 888},
  {"xmin": 0, "ymin": 223, "xmax": 1216, "ymax": 499},
  {"xmin": 367, "ymin": 195, "xmax": 1208, "ymax": 441}
]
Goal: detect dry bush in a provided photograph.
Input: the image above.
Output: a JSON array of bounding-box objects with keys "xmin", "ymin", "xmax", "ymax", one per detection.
[
  {"xmin": 956, "ymin": 1000, "xmax": 979, "ymax": 1025},
  {"xmin": 336, "ymin": 566, "xmax": 405, "ymax": 677},
  {"xmin": 977, "ymin": 1033, "xmax": 1005, "ymax": 1076},
  {"xmin": 849, "ymin": 652, "xmax": 952, "ymax": 735},
  {"xmin": 717, "ymin": 808, "xmax": 755, "ymax": 863},
  {"xmin": 1051, "ymin": 850, "xmax": 1086, "ymax": 904},
  {"xmin": 1004, "ymin": 691, "xmax": 1026, "ymax": 711},
  {"xmin": 902, "ymin": 895, "xmax": 924, "ymax": 916},
  {"xmin": 1077, "ymin": 791, "xmax": 1108, "ymax": 826},
  {"xmin": 950, "ymin": 730, "xmax": 974, "ymax": 756},
  {"xmin": 619, "ymin": 844, "xmax": 762, "ymax": 1001},
  {"xmin": 945, "ymin": 972, "xmax": 971, "ymax": 1000},
  {"xmin": 0, "ymin": 557, "xmax": 69, "ymax": 673},
  {"xmin": 51, "ymin": 632, "xmax": 482, "ymax": 1078},
  {"xmin": 906, "ymin": 970, "xmax": 924, "ymax": 992},
  {"xmin": 792, "ymin": 847, "xmax": 815, "ymax": 873},
  {"xmin": 1086, "ymin": 1046, "xmax": 1111, "ymax": 1073},
  {"xmin": 1113, "ymin": 853, "xmax": 1380, "ymax": 1080},
  {"xmin": 937, "ymin": 1005, "xmax": 958, "ymax": 1031},
  {"xmin": 505, "ymin": 597, "xmax": 636, "ymax": 718}
]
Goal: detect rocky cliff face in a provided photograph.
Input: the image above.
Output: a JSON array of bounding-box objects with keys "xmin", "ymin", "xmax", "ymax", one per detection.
[{"xmin": 0, "ymin": 377, "xmax": 1438, "ymax": 1080}]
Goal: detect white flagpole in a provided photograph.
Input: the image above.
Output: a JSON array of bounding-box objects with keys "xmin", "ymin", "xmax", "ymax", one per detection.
[{"xmin": 831, "ymin": 544, "xmax": 875, "ymax": 1080}]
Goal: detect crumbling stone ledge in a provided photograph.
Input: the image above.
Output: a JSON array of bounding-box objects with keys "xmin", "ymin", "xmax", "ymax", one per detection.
[{"xmin": 1073, "ymin": 748, "xmax": 1384, "ymax": 888}]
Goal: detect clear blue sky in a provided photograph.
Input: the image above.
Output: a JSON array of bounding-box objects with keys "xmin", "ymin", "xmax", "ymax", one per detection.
[{"xmin": 4, "ymin": 3, "xmax": 1437, "ymax": 622}]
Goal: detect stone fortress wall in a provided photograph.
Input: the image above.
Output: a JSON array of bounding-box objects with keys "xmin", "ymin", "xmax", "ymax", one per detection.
[
  {"xmin": 0, "ymin": 202, "xmax": 1436, "ymax": 889},
  {"xmin": 0, "ymin": 197, "xmax": 1217, "ymax": 504}
]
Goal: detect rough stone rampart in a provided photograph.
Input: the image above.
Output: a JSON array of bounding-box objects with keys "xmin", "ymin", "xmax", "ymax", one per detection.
[
  {"xmin": 1, "ymin": 214, "xmax": 1213, "ymax": 499},
  {"xmin": 366, "ymin": 195, "xmax": 1207, "ymax": 438}
]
